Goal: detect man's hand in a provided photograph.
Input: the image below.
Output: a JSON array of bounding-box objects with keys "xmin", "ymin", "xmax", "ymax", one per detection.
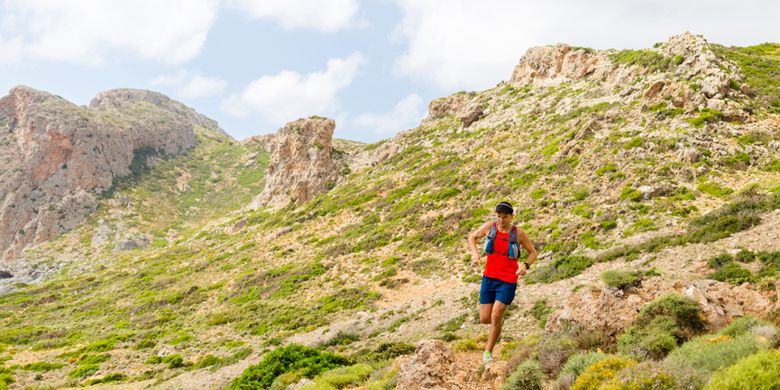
[
  {"xmin": 516, "ymin": 263, "xmax": 528, "ymax": 277},
  {"xmin": 471, "ymin": 252, "xmax": 481, "ymax": 267}
]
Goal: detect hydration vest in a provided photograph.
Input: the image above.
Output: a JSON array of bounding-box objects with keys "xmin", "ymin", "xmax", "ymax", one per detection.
[{"xmin": 484, "ymin": 222, "xmax": 520, "ymax": 259}]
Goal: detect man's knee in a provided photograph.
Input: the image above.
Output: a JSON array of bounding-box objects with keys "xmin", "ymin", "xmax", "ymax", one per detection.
[{"xmin": 480, "ymin": 315, "xmax": 491, "ymax": 324}]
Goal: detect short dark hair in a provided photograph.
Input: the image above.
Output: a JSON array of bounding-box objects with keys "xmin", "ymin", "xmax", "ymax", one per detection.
[{"xmin": 495, "ymin": 202, "xmax": 513, "ymax": 214}]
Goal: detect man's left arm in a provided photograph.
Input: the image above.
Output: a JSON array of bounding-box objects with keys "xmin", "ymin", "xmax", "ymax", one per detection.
[{"xmin": 516, "ymin": 229, "xmax": 538, "ymax": 276}]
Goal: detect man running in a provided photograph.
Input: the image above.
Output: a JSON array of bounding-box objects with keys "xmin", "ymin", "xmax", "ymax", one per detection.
[{"xmin": 467, "ymin": 201, "xmax": 537, "ymax": 365}]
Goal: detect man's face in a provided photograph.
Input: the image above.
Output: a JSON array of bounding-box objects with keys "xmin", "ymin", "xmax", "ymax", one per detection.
[{"xmin": 496, "ymin": 212, "xmax": 513, "ymax": 225}]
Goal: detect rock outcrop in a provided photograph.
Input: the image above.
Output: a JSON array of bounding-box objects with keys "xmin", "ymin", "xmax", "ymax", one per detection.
[
  {"xmin": 396, "ymin": 340, "xmax": 507, "ymax": 390},
  {"xmin": 0, "ymin": 86, "xmax": 225, "ymax": 259},
  {"xmin": 248, "ymin": 117, "xmax": 340, "ymax": 210},
  {"xmin": 510, "ymin": 44, "xmax": 613, "ymax": 87},
  {"xmin": 545, "ymin": 278, "xmax": 774, "ymax": 335}
]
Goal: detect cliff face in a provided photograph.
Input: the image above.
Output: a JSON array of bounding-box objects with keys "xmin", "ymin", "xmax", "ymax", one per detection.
[
  {"xmin": 0, "ymin": 86, "xmax": 225, "ymax": 259},
  {"xmin": 248, "ymin": 117, "xmax": 340, "ymax": 210}
]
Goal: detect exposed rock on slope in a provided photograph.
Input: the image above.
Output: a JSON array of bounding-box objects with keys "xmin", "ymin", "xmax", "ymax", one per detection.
[
  {"xmin": 545, "ymin": 278, "xmax": 774, "ymax": 335},
  {"xmin": 0, "ymin": 86, "xmax": 224, "ymax": 259},
  {"xmin": 248, "ymin": 117, "xmax": 340, "ymax": 210}
]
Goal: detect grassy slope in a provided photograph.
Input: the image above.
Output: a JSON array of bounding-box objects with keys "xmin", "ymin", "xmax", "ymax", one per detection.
[{"xmin": 0, "ymin": 43, "xmax": 779, "ymax": 388}]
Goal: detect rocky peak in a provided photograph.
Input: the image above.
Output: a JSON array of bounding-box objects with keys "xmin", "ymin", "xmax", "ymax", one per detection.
[
  {"xmin": 248, "ymin": 117, "xmax": 340, "ymax": 210},
  {"xmin": 90, "ymin": 88, "xmax": 230, "ymax": 138},
  {"xmin": 0, "ymin": 86, "xmax": 218, "ymax": 260},
  {"xmin": 510, "ymin": 44, "xmax": 611, "ymax": 87}
]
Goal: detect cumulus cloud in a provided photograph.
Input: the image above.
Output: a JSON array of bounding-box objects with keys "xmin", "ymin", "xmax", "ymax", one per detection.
[
  {"xmin": 392, "ymin": 0, "xmax": 780, "ymax": 91},
  {"xmin": 351, "ymin": 94, "xmax": 425, "ymax": 135},
  {"xmin": 222, "ymin": 53, "xmax": 364, "ymax": 127},
  {"xmin": 151, "ymin": 70, "xmax": 227, "ymax": 99},
  {"xmin": 0, "ymin": 0, "xmax": 218, "ymax": 65},
  {"xmin": 229, "ymin": 0, "xmax": 364, "ymax": 32}
]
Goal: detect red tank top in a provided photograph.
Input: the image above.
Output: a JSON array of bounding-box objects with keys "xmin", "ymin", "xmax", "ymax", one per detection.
[{"xmin": 484, "ymin": 229, "xmax": 519, "ymax": 284}]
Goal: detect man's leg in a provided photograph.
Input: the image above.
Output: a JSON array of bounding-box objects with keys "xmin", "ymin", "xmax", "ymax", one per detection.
[
  {"xmin": 479, "ymin": 303, "xmax": 493, "ymax": 324},
  {"xmin": 486, "ymin": 301, "xmax": 508, "ymax": 353}
]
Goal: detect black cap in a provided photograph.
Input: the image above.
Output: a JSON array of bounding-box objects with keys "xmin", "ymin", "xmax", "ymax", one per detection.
[{"xmin": 495, "ymin": 202, "xmax": 513, "ymax": 214}]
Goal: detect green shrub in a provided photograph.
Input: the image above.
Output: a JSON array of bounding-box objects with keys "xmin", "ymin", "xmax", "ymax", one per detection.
[
  {"xmin": 87, "ymin": 373, "xmax": 126, "ymax": 385},
  {"xmin": 351, "ymin": 342, "xmax": 415, "ymax": 364},
  {"xmin": 68, "ymin": 364, "xmax": 99, "ymax": 378},
  {"xmin": 637, "ymin": 294, "xmax": 707, "ymax": 340},
  {"xmin": 499, "ymin": 359, "xmax": 543, "ymax": 390},
  {"xmin": 596, "ymin": 163, "xmax": 618, "ymax": 176},
  {"xmin": 734, "ymin": 249, "xmax": 756, "ymax": 263},
  {"xmin": 163, "ymin": 354, "xmax": 185, "ymax": 368},
  {"xmin": 323, "ymin": 332, "xmax": 360, "ymax": 347},
  {"xmin": 230, "ymin": 344, "xmax": 348, "ymax": 389},
  {"xmin": 536, "ymin": 336, "xmax": 577, "ymax": 377},
  {"xmin": 609, "ymin": 50, "xmax": 674, "ymax": 72},
  {"xmin": 527, "ymin": 299, "xmax": 553, "ymax": 328},
  {"xmin": 718, "ymin": 316, "xmax": 771, "ymax": 337},
  {"xmin": 195, "ymin": 354, "xmax": 222, "ymax": 368},
  {"xmin": 571, "ymin": 357, "xmax": 637, "ymax": 390},
  {"xmin": 618, "ymin": 317, "xmax": 678, "ymax": 360},
  {"xmin": 619, "ymin": 187, "xmax": 643, "ymax": 202},
  {"xmin": 709, "ymin": 263, "xmax": 755, "ymax": 284},
  {"xmin": 601, "ymin": 270, "xmax": 642, "ymax": 290},
  {"xmin": 601, "ymin": 361, "xmax": 675, "ymax": 390},
  {"xmin": 687, "ymin": 108, "xmax": 723, "ymax": 127},
  {"xmin": 556, "ymin": 352, "xmax": 611, "ymax": 390},
  {"xmin": 664, "ymin": 333, "xmax": 769, "ymax": 376},
  {"xmin": 22, "ymin": 361, "xmax": 64, "ymax": 372},
  {"xmin": 526, "ymin": 256, "xmax": 593, "ymax": 284},
  {"xmin": 269, "ymin": 372, "xmax": 302, "ymax": 390},
  {"xmin": 314, "ymin": 364, "xmax": 373, "ymax": 387},
  {"xmin": 697, "ymin": 181, "xmax": 733, "ymax": 198},
  {"xmin": 703, "ymin": 349, "xmax": 780, "ymax": 389}
]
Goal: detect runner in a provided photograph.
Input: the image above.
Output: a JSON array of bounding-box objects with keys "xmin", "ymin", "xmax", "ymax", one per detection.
[{"xmin": 467, "ymin": 201, "xmax": 538, "ymax": 365}]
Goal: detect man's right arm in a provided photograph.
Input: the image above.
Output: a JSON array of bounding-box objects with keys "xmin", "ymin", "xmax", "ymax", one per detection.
[{"xmin": 468, "ymin": 221, "xmax": 491, "ymax": 265}]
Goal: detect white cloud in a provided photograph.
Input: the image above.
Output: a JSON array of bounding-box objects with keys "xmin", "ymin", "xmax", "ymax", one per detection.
[
  {"xmin": 152, "ymin": 70, "xmax": 226, "ymax": 99},
  {"xmin": 0, "ymin": 0, "xmax": 218, "ymax": 65},
  {"xmin": 392, "ymin": 0, "xmax": 780, "ymax": 91},
  {"xmin": 352, "ymin": 93, "xmax": 424, "ymax": 135},
  {"xmin": 229, "ymin": 0, "xmax": 364, "ymax": 32},
  {"xmin": 222, "ymin": 53, "xmax": 364, "ymax": 127}
]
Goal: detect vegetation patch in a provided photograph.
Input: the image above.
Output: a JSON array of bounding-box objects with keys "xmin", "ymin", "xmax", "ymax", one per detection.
[
  {"xmin": 230, "ymin": 344, "xmax": 348, "ymax": 389},
  {"xmin": 703, "ymin": 349, "xmax": 780, "ymax": 389},
  {"xmin": 526, "ymin": 255, "xmax": 593, "ymax": 284}
]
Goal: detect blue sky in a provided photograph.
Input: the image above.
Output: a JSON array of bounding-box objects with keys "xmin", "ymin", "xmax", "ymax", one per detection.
[{"xmin": 0, "ymin": 0, "xmax": 778, "ymax": 143}]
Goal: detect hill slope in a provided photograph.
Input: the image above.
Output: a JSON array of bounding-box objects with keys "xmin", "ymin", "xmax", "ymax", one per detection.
[{"xmin": 0, "ymin": 32, "xmax": 779, "ymax": 389}]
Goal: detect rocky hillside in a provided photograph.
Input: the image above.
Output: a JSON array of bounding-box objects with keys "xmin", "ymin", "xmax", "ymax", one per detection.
[
  {"xmin": 0, "ymin": 32, "xmax": 778, "ymax": 389},
  {"xmin": 0, "ymin": 87, "xmax": 228, "ymax": 260}
]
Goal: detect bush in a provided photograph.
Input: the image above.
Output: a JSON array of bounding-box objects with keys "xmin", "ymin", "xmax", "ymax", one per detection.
[
  {"xmin": 230, "ymin": 344, "xmax": 348, "ymax": 389},
  {"xmin": 162, "ymin": 354, "xmax": 185, "ymax": 368},
  {"xmin": 718, "ymin": 316, "xmax": 771, "ymax": 337},
  {"xmin": 664, "ymin": 333, "xmax": 769, "ymax": 376},
  {"xmin": 617, "ymin": 317, "xmax": 678, "ymax": 360},
  {"xmin": 637, "ymin": 294, "xmax": 707, "ymax": 341},
  {"xmin": 87, "ymin": 373, "xmax": 126, "ymax": 385},
  {"xmin": 619, "ymin": 187, "xmax": 643, "ymax": 202},
  {"xmin": 536, "ymin": 336, "xmax": 577, "ymax": 377},
  {"xmin": 571, "ymin": 357, "xmax": 637, "ymax": 390},
  {"xmin": 22, "ymin": 362, "xmax": 64, "ymax": 372},
  {"xmin": 314, "ymin": 364, "xmax": 373, "ymax": 387},
  {"xmin": 710, "ymin": 263, "xmax": 755, "ymax": 284},
  {"xmin": 527, "ymin": 299, "xmax": 554, "ymax": 328},
  {"xmin": 68, "ymin": 364, "xmax": 99, "ymax": 378},
  {"xmin": 601, "ymin": 270, "xmax": 642, "ymax": 290},
  {"xmin": 601, "ymin": 361, "xmax": 675, "ymax": 390},
  {"xmin": 526, "ymin": 256, "xmax": 594, "ymax": 284},
  {"xmin": 556, "ymin": 352, "xmax": 610, "ymax": 390},
  {"xmin": 351, "ymin": 342, "xmax": 415, "ymax": 364},
  {"xmin": 703, "ymin": 349, "xmax": 780, "ymax": 389},
  {"xmin": 499, "ymin": 359, "xmax": 543, "ymax": 390}
]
